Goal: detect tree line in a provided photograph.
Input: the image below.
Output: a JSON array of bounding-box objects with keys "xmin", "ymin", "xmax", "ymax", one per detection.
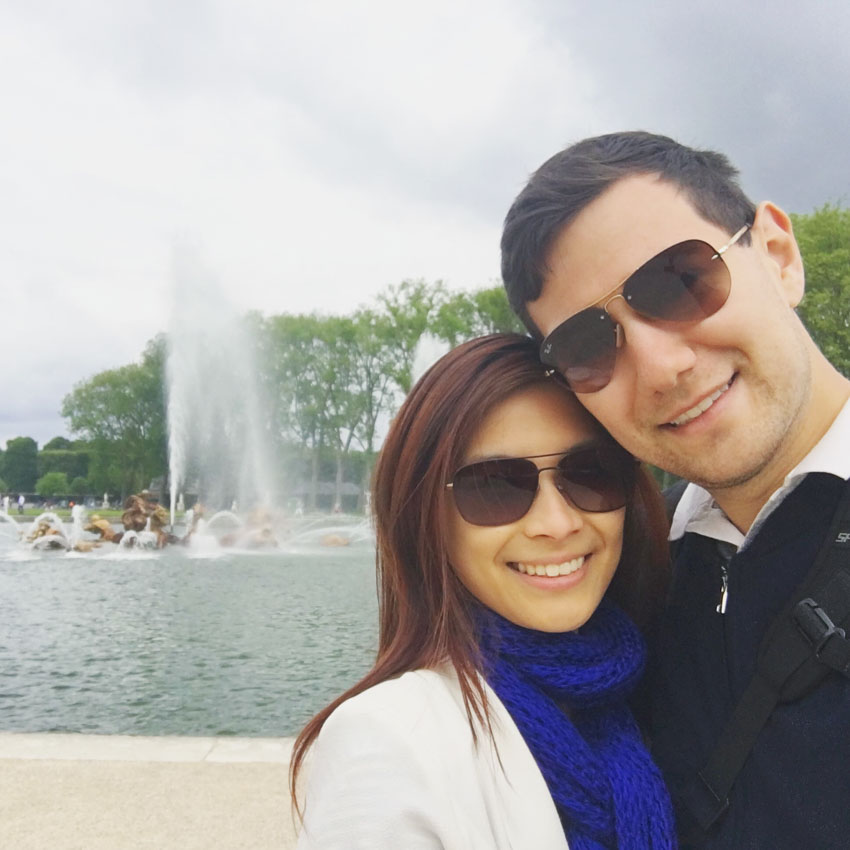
[
  {"xmin": 1, "ymin": 204, "xmax": 847, "ymax": 508},
  {"xmin": 1, "ymin": 280, "xmax": 523, "ymax": 507}
]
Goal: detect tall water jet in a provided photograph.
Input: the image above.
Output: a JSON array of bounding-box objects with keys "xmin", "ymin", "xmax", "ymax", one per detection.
[
  {"xmin": 410, "ymin": 333, "xmax": 450, "ymax": 385},
  {"xmin": 166, "ymin": 242, "xmax": 277, "ymax": 524}
]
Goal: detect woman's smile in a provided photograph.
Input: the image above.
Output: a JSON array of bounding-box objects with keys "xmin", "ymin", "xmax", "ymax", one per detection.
[{"xmin": 508, "ymin": 555, "xmax": 586, "ymax": 577}]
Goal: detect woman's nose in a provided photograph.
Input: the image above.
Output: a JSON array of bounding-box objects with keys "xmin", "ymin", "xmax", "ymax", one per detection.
[{"xmin": 521, "ymin": 471, "xmax": 584, "ymax": 539}]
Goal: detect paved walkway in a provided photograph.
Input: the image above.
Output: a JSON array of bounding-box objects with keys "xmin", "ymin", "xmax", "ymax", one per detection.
[{"xmin": 0, "ymin": 733, "xmax": 299, "ymax": 849}]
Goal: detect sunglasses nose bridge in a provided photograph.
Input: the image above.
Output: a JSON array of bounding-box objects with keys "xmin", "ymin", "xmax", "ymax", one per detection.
[
  {"xmin": 601, "ymin": 291, "xmax": 626, "ymax": 313},
  {"xmin": 600, "ymin": 293, "xmax": 627, "ymax": 350},
  {"xmin": 523, "ymin": 467, "xmax": 585, "ymax": 534}
]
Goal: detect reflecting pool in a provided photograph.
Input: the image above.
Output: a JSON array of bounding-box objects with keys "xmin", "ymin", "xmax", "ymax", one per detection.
[{"xmin": 0, "ymin": 547, "xmax": 377, "ymax": 737}]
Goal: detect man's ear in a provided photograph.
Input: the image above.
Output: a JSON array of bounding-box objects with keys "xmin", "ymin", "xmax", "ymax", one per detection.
[{"xmin": 751, "ymin": 201, "xmax": 805, "ymax": 307}]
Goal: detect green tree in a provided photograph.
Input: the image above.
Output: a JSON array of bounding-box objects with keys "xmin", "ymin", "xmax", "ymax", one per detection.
[
  {"xmin": 3, "ymin": 437, "xmax": 38, "ymax": 492},
  {"xmin": 85, "ymin": 438, "xmax": 124, "ymax": 497},
  {"xmin": 348, "ymin": 308, "xmax": 401, "ymax": 508},
  {"xmin": 43, "ymin": 436, "xmax": 73, "ymax": 451},
  {"xmin": 316, "ymin": 315, "xmax": 366, "ymax": 509},
  {"xmin": 262, "ymin": 313, "xmax": 336, "ymax": 509},
  {"xmin": 434, "ymin": 285, "xmax": 525, "ymax": 344},
  {"xmin": 38, "ymin": 449, "xmax": 89, "ymax": 481},
  {"xmin": 70, "ymin": 476, "xmax": 89, "ymax": 498},
  {"xmin": 262, "ymin": 313, "xmax": 372, "ymax": 509},
  {"xmin": 259, "ymin": 281, "xmax": 527, "ymax": 511},
  {"xmin": 793, "ymin": 203, "xmax": 850, "ymax": 377},
  {"xmin": 35, "ymin": 471, "xmax": 69, "ymax": 498},
  {"xmin": 61, "ymin": 337, "xmax": 168, "ymax": 498},
  {"xmin": 375, "ymin": 279, "xmax": 451, "ymax": 393}
]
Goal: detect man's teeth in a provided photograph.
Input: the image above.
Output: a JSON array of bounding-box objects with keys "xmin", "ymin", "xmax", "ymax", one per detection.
[
  {"xmin": 669, "ymin": 381, "xmax": 731, "ymax": 427},
  {"xmin": 514, "ymin": 557, "xmax": 585, "ymax": 577}
]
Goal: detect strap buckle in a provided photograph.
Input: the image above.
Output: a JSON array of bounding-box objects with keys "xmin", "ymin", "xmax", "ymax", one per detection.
[
  {"xmin": 793, "ymin": 598, "xmax": 846, "ymax": 656},
  {"xmin": 793, "ymin": 598, "xmax": 850, "ymax": 678}
]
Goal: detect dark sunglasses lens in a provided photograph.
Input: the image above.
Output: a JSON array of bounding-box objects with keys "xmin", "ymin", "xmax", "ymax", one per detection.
[
  {"xmin": 452, "ymin": 458, "xmax": 538, "ymax": 526},
  {"xmin": 541, "ymin": 311, "xmax": 619, "ymax": 393},
  {"xmin": 626, "ymin": 239, "xmax": 731, "ymax": 322},
  {"xmin": 540, "ymin": 240, "xmax": 732, "ymax": 393},
  {"xmin": 556, "ymin": 446, "xmax": 631, "ymax": 512}
]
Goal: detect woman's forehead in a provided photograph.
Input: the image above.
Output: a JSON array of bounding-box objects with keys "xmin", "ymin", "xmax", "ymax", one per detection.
[{"xmin": 461, "ymin": 383, "xmax": 601, "ymax": 464}]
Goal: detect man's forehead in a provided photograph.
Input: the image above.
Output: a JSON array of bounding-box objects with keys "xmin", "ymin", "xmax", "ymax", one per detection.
[
  {"xmin": 529, "ymin": 176, "xmax": 724, "ymax": 334},
  {"xmin": 552, "ymin": 176, "xmax": 710, "ymax": 254}
]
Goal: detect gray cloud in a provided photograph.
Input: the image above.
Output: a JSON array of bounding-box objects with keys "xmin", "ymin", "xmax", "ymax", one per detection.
[
  {"xmin": 1, "ymin": 0, "xmax": 847, "ymax": 447},
  {"xmin": 523, "ymin": 0, "xmax": 850, "ymax": 212}
]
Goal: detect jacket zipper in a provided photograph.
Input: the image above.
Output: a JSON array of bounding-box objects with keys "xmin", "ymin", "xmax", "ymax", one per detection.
[
  {"xmin": 716, "ymin": 563, "xmax": 730, "ymax": 614},
  {"xmin": 715, "ymin": 542, "xmax": 736, "ymax": 615},
  {"xmin": 715, "ymin": 542, "xmax": 737, "ymax": 694}
]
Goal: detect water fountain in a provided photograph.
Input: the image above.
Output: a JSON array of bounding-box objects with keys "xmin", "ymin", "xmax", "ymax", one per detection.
[
  {"xmin": 410, "ymin": 332, "xmax": 450, "ymax": 385},
  {"xmin": 0, "ymin": 512, "xmax": 21, "ymax": 547},
  {"xmin": 25, "ymin": 511, "xmax": 70, "ymax": 551},
  {"xmin": 0, "ymin": 499, "xmax": 375, "ymax": 560},
  {"xmin": 166, "ymin": 241, "xmax": 276, "ymax": 525},
  {"xmin": 0, "ymin": 243, "xmax": 378, "ymax": 741},
  {"xmin": 0, "ymin": 316, "xmax": 454, "ymax": 564},
  {"xmin": 118, "ymin": 528, "xmax": 160, "ymax": 549}
]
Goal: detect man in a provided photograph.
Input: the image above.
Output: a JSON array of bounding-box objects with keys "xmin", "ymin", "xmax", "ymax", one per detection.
[{"xmin": 500, "ymin": 131, "xmax": 850, "ymax": 848}]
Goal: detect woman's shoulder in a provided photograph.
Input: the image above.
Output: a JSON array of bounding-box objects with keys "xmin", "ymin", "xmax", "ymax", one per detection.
[
  {"xmin": 320, "ymin": 665, "xmax": 470, "ymax": 743},
  {"xmin": 297, "ymin": 666, "xmax": 480, "ymax": 848},
  {"xmin": 300, "ymin": 665, "xmax": 569, "ymax": 850}
]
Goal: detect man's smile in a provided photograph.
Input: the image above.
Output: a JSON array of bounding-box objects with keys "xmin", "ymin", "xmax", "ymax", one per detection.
[{"xmin": 664, "ymin": 377, "xmax": 735, "ymax": 428}]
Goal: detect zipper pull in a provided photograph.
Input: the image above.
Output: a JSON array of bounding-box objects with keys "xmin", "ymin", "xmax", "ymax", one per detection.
[{"xmin": 716, "ymin": 564, "xmax": 729, "ymax": 614}]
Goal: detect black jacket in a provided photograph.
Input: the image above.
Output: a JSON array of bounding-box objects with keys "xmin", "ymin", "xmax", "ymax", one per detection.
[{"xmin": 650, "ymin": 474, "xmax": 850, "ymax": 849}]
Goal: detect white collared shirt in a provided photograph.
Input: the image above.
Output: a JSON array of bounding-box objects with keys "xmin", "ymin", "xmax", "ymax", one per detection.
[{"xmin": 670, "ymin": 397, "xmax": 850, "ymax": 550}]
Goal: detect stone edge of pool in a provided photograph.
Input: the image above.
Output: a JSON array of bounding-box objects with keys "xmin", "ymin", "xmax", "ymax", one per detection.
[
  {"xmin": 0, "ymin": 733, "xmax": 301, "ymax": 849},
  {"xmin": 0, "ymin": 731, "xmax": 296, "ymax": 763}
]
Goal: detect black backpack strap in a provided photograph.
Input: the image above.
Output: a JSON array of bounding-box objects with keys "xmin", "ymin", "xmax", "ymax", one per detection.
[{"xmin": 681, "ymin": 475, "xmax": 850, "ymax": 833}]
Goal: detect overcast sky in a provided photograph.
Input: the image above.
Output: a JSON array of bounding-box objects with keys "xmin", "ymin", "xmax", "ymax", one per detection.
[{"xmin": 2, "ymin": 0, "xmax": 848, "ymax": 448}]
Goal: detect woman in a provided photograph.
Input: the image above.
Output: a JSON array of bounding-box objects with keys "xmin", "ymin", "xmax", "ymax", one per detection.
[{"xmin": 290, "ymin": 333, "xmax": 675, "ymax": 849}]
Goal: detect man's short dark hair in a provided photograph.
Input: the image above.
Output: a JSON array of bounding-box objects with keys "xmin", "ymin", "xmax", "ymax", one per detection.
[{"xmin": 501, "ymin": 131, "xmax": 757, "ymax": 334}]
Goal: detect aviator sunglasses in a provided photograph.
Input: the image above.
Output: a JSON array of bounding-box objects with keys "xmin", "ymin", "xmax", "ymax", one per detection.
[
  {"xmin": 447, "ymin": 442, "xmax": 635, "ymax": 527},
  {"xmin": 540, "ymin": 224, "xmax": 751, "ymax": 393}
]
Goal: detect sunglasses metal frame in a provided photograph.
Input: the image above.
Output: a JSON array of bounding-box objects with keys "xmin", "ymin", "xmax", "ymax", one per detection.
[
  {"xmin": 540, "ymin": 223, "xmax": 751, "ymax": 392},
  {"xmin": 446, "ymin": 444, "xmax": 636, "ymax": 526}
]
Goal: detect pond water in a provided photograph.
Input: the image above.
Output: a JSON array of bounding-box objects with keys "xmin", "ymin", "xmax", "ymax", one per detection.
[{"xmin": 0, "ymin": 547, "xmax": 377, "ymax": 737}]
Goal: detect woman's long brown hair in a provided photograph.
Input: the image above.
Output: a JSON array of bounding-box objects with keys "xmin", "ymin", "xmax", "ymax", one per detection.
[{"xmin": 289, "ymin": 333, "xmax": 670, "ymax": 813}]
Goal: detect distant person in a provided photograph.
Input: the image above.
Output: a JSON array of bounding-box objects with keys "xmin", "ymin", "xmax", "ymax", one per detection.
[
  {"xmin": 290, "ymin": 334, "xmax": 675, "ymax": 849},
  {"xmin": 501, "ymin": 131, "xmax": 850, "ymax": 847},
  {"xmin": 17, "ymin": 493, "xmax": 25, "ymax": 515}
]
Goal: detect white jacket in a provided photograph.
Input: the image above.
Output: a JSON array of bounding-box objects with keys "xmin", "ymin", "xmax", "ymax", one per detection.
[{"xmin": 296, "ymin": 664, "xmax": 569, "ymax": 849}]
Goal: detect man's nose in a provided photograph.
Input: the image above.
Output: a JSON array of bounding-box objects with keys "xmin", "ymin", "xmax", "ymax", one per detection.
[{"xmin": 605, "ymin": 301, "xmax": 697, "ymax": 392}]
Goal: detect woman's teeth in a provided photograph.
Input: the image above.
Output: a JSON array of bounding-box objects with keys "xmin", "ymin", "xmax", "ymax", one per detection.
[
  {"xmin": 670, "ymin": 380, "xmax": 731, "ymax": 427},
  {"xmin": 514, "ymin": 557, "xmax": 585, "ymax": 577}
]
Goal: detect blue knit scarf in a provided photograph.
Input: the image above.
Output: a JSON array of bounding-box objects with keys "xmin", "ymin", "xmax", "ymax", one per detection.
[{"xmin": 477, "ymin": 599, "xmax": 676, "ymax": 850}]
